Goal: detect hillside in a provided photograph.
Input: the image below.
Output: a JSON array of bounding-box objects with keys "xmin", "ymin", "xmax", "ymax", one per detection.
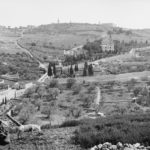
[
  {"xmin": 0, "ymin": 23, "xmax": 150, "ymax": 61},
  {"xmin": 0, "ymin": 23, "xmax": 150, "ymax": 81},
  {"xmin": 17, "ymin": 23, "xmax": 150, "ymax": 62},
  {"xmin": 18, "ymin": 23, "xmax": 111, "ymax": 62}
]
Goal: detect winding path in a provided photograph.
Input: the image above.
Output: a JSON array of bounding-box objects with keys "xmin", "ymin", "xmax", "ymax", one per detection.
[
  {"xmin": 0, "ymin": 30, "xmax": 48, "ymax": 102},
  {"xmin": 95, "ymin": 86, "xmax": 101, "ymax": 105}
]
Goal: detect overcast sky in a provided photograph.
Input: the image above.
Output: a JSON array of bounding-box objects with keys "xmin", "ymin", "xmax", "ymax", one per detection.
[{"xmin": 0, "ymin": 0, "xmax": 149, "ymax": 29}]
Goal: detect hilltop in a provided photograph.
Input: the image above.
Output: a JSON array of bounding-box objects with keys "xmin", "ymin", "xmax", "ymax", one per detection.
[{"xmin": 0, "ymin": 23, "xmax": 150, "ymax": 61}]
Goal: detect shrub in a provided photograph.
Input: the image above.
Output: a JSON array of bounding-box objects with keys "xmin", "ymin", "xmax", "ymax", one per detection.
[
  {"xmin": 125, "ymin": 79, "xmax": 137, "ymax": 92},
  {"xmin": 12, "ymin": 104, "xmax": 23, "ymax": 116},
  {"xmin": 23, "ymin": 86, "xmax": 36, "ymax": 98},
  {"xmin": 66, "ymin": 78, "xmax": 76, "ymax": 88},
  {"xmin": 60, "ymin": 120, "xmax": 80, "ymax": 128},
  {"xmin": 41, "ymin": 101, "xmax": 56, "ymax": 125},
  {"xmin": 47, "ymin": 88, "xmax": 59, "ymax": 100},
  {"xmin": 129, "ymin": 78, "xmax": 138, "ymax": 85},
  {"xmin": 9, "ymin": 127, "xmax": 18, "ymax": 134},
  {"xmin": 18, "ymin": 110, "xmax": 30, "ymax": 125},
  {"xmin": 140, "ymin": 76, "xmax": 149, "ymax": 81},
  {"xmin": 18, "ymin": 104, "xmax": 36, "ymax": 124},
  {"xmin": 87, "ymin": 84, "xmax": 96, "ymax": 93},
  {"xmin": 79, "ymin": 93, "xmax": 93, "ymax": 108},
  {"xmin": 133, "ymin": 87, "xmax": 142, "ymax": 97},
  {"xmin": 72, "ymin": 84, "xmax": 82, "ymax": 95},
  {"xmin": 69, "ymin": 107, "xmax": 82, "ymax": 118},
  {"xmin": 47, "ymin": 79, "xmax": 59, "ymax": 88},
  {"xmin": 72, "ymin": 114, "xmax": 150, "ymax": 148},
  {"xmin": 41, "ymin": 123, "xmax": 51, "ymax": 129}
]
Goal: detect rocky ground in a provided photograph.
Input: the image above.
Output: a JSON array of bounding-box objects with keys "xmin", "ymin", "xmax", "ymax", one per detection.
[
  {"xmin": 90, "ymin": 142, "xmax": 150, "ymax": 150},
  {"xmin": 0, "ymin": 127, "xmax": 83, "ymax": 150}
]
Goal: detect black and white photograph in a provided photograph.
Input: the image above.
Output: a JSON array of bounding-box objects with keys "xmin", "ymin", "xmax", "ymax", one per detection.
[{"xmin": 0, "ymin": 0, "xmax": 150, "ymax": 149}]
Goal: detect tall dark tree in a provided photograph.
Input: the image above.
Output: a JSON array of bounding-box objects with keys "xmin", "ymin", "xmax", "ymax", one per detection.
[
  {"xmin": 84, "ymin": 62, "xmax": 88, "ymax": 70},
  {"xmin": 74, "ymin": 64, "xmax": 79, "ymax": 72},
  {"xmin": 88, "ymin": 64, "xmax": 94, "ymax": 76},
  {"xmin": 70, "ymin": 65, "xmax": 74, "ymax": 76},
  {"xmin": 53, "ymin": 64, "xmax": 56, "ymax": 76},
  {"xmin": 48, "ymin": 63, "xmax": 52, "ymax": 77},
  {"xmin": 83, "ymin": 67, "xmax": 87, "ymax": 76},
  {"xmin": 83, "ymin": 62, "xmax": 88, "ymax": 76}
]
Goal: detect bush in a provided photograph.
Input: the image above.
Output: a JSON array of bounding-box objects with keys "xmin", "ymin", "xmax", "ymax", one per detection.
[
  {"xmin": 72, "ymin": 114, "xmax": 150, "ymax": 148},
  {"xmin": 18, "ymin": 104, "xmax": 36, "ymax": 124},
  {"xmin": 47, "ymin": 79, "xmax": 59, "ymax": 88},
  {"xmin": 72, "ymin": 84, "xmax": 82, "ymax": 95},
  {"xmin": 140, "ymin": 76, "xmax": 149, "ymax": 81},
  {"xmin": 66, "ymin": 78, "xmax": 76, "ymax": 88},
  {"xmin": 69, "ymin": 107, "xmax": 82, "ymax": 118},
  {"xmin": 129, "ymin": 78, "xmax": 138, "ymax": 85},
  {"xmin": 133, "ymin": 87, "xmax": 142, "ymax": 97},
  {"xmin": 79, "ymin": 93, "xmax": 93, "ymax": 108},
  {"xmin": 87, "ymin": 84, "xmax": 96, "ymax": 93},
  {"xmin": 12, "ymin": 104, "xmax": 23, "ymax": 116},
  {"xmin": 18, "ymin": 110, "xmax": 30, "ymax": 125},
  {"xmin": 60, "ymin": 120, "xmax": 80, "ymax": 128},
  {"xmin": 47, "ymin": 88, "xmax": 59, "ymax": 100},
  {"xmin": 41, "ymin": 123, "xmax": 51, "ymax": 129}
]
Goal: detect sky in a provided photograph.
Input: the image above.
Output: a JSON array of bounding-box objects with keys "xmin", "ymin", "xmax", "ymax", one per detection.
[{"xmin": 0, "ymin": 0, "xmax": 150, "ymax": 29}]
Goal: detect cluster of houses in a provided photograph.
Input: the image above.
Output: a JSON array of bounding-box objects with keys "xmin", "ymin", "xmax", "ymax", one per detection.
[{"xmin": 63, "ymin": 37, "xmax": 114, "ymax": 57}]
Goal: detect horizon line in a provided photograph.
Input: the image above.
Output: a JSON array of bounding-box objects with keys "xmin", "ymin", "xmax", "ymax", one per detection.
[{"xmin": 0, "ymin": 22, "xmax": 148, "ymax": 30}]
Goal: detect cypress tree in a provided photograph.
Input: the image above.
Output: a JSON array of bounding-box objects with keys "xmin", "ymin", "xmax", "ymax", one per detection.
[
  {"xmin": 2, "ymin": 98, "xmax": 4, "ymax": 105},
  {"xmin": 5, "ymin": 97, "xmax": 7, "ymax": 104},
  {"xmin": 53, "ymin": 64, "xmax": 56, "ymax": 76},
  {"xmin": 84, "ymin": 62, "xmax": 88, "ymax": 69},
  {"xmin": 83, "ymin": 61, "xmax": 88, "ymax": 76},
  {"xmin": 74, "ymin": 64, "xmax": 79, "ymax": 72},
  {"xmin": 70, "ymin": 65, "xmax": 74, "ymax": 76},
  {"xmin": 88, "ymin": 65, "xmax": 91, "ymax": 76},
  {"xmin": 91, "ymin": 64, "xmax": 94, "ymax": 76},
  {"xmin": 48, "ymin": 63, "xmax": 52, "ymax": 77},
  {"xmin": 88, "ymin": 64, "xmax": 94, "ymax": 76},
  {"xmin": 83, "ymin": 67, "xmax": 87, "ymax": 76}
]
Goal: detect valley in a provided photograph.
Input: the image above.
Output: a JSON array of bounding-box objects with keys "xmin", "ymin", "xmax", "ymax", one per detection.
[{"xmin": 1, "ymin": 23, "xmax": 150, "ymax": 149}]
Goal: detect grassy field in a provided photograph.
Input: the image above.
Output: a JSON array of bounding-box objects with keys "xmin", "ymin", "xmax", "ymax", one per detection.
[{"xmin": 0, "ymin": 28, "xmax": 27, "ymax": 54}]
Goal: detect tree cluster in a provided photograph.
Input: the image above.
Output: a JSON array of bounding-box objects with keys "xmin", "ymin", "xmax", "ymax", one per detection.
[
  {"xmin": 48, "ymin": 63, "xmax": 56, "ymax": 77},
  {"xmin": 83, "ymin": 62, "xmax": 94, "ymax": 76},
  {"xmin": 83, "ymin": 39, "xmax": 102, "ymax": 56},
  {"xmin": 0, "ymin": 52, "xmax": 40, "ymax": 80},
  {"xmin": 63, "ymin": 54, "xmax": 87, "ymax": 66},
  {"xmin": 113, "ymin": 40, "xmax": 150, "ymax": 54}
]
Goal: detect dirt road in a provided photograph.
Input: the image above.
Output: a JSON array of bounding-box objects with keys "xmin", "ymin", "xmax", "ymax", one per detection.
[
  {"xmin": 95, "ymin": 86, "xmax": 101, "ymax": 105},
  {"xmin": 0, "ymin": 30, "xmax": 48, "ymax": 102}
]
